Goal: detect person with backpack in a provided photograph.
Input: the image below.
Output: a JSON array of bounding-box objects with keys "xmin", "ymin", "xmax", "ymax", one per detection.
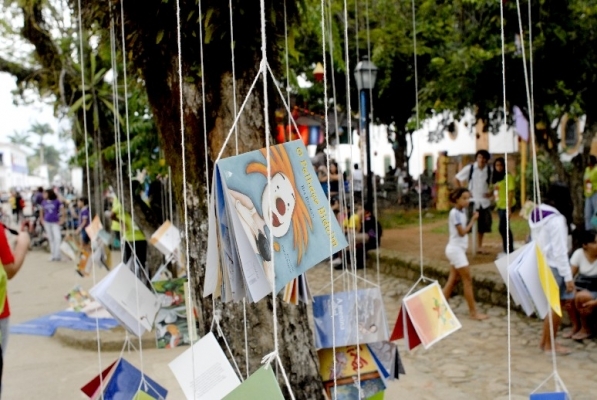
[{"xmin": 454, "ymin": 150, "xmax": 493, "ymax": 254}]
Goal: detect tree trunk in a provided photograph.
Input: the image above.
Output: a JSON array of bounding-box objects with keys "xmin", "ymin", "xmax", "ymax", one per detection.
[{"xmin": 114, "ymin": 3, "xmax": 324, "ymax": 395}]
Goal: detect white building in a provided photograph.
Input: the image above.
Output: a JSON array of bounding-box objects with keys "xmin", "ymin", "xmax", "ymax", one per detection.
[
  {"xmin": 407, "ymin": 110, "xmax": 519, "ymax": 178},
  {"xmin": 0, "ymin": 143, "xmax": 29, "ymax": 192}
]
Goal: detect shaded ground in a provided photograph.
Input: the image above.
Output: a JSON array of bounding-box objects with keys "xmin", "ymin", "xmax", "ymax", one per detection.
[{"xmin": 379, "ymin": 210, "xmax": 528, "ymax": 266}]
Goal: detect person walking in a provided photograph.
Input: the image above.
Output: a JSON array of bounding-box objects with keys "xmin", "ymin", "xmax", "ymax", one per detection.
[
  {"xmin": 454, "ymin": 150, "xmax": 493, "ymax": 254},
  {"xmin": 584, "ymin": 155, "xmax": 597, "ymax": 230},
  {"xmin": 442, "ymin": 188, "xmax": 488, "ymax": 320},
  {"xmin": 40, "ymin": 189, "xmax": 64, "ymax": 261},
  {"xmin": 493, "ymin": 157, "xmax": 515, "ymax": 256}
]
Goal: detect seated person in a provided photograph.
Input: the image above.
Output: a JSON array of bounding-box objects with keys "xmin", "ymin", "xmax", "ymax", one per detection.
[
  {"xmin": 348, "ymin": 206, "xmax": 382, "ymax": 270},
  {"xmin": 343, "ymin": 204, "xmax": 362, "ymax": 235},
  {"xmin": 567, "ymin": 229, "xmax": 597, "ymax": 340}
]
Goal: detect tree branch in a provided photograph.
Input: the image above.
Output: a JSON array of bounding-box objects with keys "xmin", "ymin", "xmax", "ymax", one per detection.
[{"xmin": 0, "ymin": 56, "xmax": 38, "ymax": 84}]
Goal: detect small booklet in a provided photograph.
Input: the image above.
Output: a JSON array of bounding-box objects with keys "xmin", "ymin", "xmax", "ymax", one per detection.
[
  {"xmin": 150, "ymin": 220, "xmax": 181, "ymax": 256},
  {"xmin": 65, "ymin": 285, "xmax": 91, "ymax": 312},
  {"xmin": 529, "ymin": 393, "xmax": 568, "ymax": 400},
  {"xmin": 390, "ymin": 281, "xmax": 461, "ymax": 350},
  {"xmin": 169, "ymin": 332, "xmax": 241, "ymax": 400},
  {"xmin": 313, "ymin": 287, "xmax": 389, "ymax": 349},
  {"xmin": 153, "ymin": 278, "xmax": 195, "ymax": 349},
  {"xmin": 317, "ymin": 344, "xmax": 386, "ymax": 399},
  {"xmin": 89, "ymin": 263, "xmax": 160, "ymax": 337},
  {"xmin": 80, "ymin": 357, "xmax": 167, "ymax": 399},
  {"xmin": 85, "ymin": 215, "xmax": 103, "ymax": 243},
  {"xmin": 204, "ymin": 140, "xmax": 348, "ymax": 303}
]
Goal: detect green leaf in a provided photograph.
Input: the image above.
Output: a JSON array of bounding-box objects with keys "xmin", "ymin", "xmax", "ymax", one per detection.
[{"xmin": 156, "ymin": 30, "xmax": 164, "ymax": 44}]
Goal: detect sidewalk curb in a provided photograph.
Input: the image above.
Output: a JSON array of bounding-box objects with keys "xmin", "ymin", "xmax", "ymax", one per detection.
[
  {"xmin": 54, "ymin": 326, "xmax": 157, "ymax": 352},
  {"xmin": 372, "ymin": 249, "xmax": 511, "ymax": 308}
]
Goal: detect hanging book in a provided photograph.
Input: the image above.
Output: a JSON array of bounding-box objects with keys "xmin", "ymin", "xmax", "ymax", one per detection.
[
  {"xmin": 153, "ymin": 278, "xmax": 194, "ymax": 349},
  {"xmin": 367, "ymin": 341, "xmax": 405, "ymax": 381},
  {"xmin": 391, "ymin": 282, "xmax": 461, "ymax": 350},
  {"xmin": 317, "ymin": 344, "xmax": 386, "ymax": 399},
  {"xmin": 223, "ymin": 365, "xmax": 284, "ymax": 400},
  {"xmin": 80, "ymin": 357, "xmax": 167, "ymax": 400},
  {"xmin": 89, "ymin": 263, "xmax": 160, "ymax": 337},
  {"xmin": 85, "ymin": 215, "xmax": 103, "ymax": 243},
  {"xmin": 313, "ymin": 287, "xmax": 389, "ymax": 349},
  {"xmin": 65, "ymin": 285, "xmax": 92, "ymax": 312},
  {"xmin": 529, "ymin": 393, "xmax": 569, "ymax": 400},
  {"xmin": 494, "ymin": 241, "xmax": 558, "ymax": 319},
  {"xmin": 204, "ymin": 140, "xmax": 348, "ymax": 303},
  {"xmin": 169, "ymin": 332, "xmax": 241, "ymax": 400},
  {"xmin": 150, "ymin": 220, "xmax": 181, "ymax": 256},
  {"xmin": 60, "ymin": 238, "xmax": 78, "ymax": 261}
]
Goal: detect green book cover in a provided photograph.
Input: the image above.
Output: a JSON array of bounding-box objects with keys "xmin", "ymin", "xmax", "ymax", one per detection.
[
  {"xmin": 133, "ymin": 390, "xmax": 157, "ymax": 400},
  {"xmin": 223, "ymin": 365, "xmax": 284, "ymax": 399}
]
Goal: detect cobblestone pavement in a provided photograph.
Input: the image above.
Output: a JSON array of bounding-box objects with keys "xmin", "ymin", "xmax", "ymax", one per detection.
[{"xmin": 307, "ymin": 263, "xmax": 597, "ymax": 399}]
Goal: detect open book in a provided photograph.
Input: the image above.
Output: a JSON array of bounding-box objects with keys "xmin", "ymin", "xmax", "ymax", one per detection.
[
  {"xmin": 204, "ymin": 140, "xmax": 347, "ymax": 303},
  {"xmin": 390, "ymin": 282, "xmax": 461, "ymax": 350},
  {"xmin": 89, "ymin": 263, "xmax": 160, "ymax": 337}
]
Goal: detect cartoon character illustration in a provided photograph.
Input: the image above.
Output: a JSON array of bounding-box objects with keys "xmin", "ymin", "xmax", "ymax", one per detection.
[
  {"xmin": 328, "ymin": 351, "xmax": 348, "ymax": 379},
  {"xmin": 227, "ymin": 145, "xmax": 312, "ymax": 283}
]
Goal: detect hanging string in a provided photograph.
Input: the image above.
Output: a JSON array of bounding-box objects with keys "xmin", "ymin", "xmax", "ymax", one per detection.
[
  {"xmin": 514, "ymin": 0, "xmax": 562, "ymax": 391},
  {"xmin": 259, "ymin": 0, "xmax": 295, "ymax": 396},
  {"xmin": 173, "ymin": 0, "xmax": 198, "ymax": 397},
  {"xmin": 319, "ymin": 0, "xmax": 339, "ymax": 396},
  {"xmin": 363, "ymin": 0, "xmax": 381, "ymax": 287},
  {"xmin": 283, "ymin": 0, "xmax": 291, "ymax": 142},
  {"xmin": 119, "ymin": 0, "xmax": 147, "ymax": 379},
  {"xmin": 76, "ymin": 0, "xmax": 104, "ymax": 394},
  {"xmin": 228, "ymin": 0, "xmax": 250, "ymax": 379},
  {"xmin": 498, "ymin": 0, "xmax": 512, "ymax": 396}
]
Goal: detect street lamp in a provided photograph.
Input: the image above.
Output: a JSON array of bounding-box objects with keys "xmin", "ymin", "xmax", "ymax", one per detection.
[{"xmin": 353, "ymin": 56, "xmax": 378, "ymax": 209}]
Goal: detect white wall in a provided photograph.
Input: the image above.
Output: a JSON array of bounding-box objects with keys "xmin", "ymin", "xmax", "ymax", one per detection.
[{"xmin": 407, "ymin": 110, "xmax": 518, "ymax": 178}]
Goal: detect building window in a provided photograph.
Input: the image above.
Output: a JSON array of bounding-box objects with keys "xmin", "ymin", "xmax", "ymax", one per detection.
[{"xmin": 560, "ymin": 114, "xmax": 581, "ymax": 155}]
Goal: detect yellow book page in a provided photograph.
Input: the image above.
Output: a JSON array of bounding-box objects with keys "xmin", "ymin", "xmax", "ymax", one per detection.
[{"xmin": 535, "ymin": 244, "xmax": 562, "ymax": 317}]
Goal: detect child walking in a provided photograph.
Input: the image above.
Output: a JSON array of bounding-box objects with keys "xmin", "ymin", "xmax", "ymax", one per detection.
[{"xmin": 442, "ymin": 188, "xmax": 488, "ymax": 320}]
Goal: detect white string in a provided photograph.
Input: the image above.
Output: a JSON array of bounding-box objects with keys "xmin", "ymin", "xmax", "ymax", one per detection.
[
  {"xmin": 498, "ymin": 0, "xmax": 512, "ymax": 397},
  {"xmin": 259, "ymin": 0, "xmax": 294, "ymax": 396},
  {"xmin": 197, "ymin": 0, "xmax": 210, "ymax": 200},
  {"xmin": 319, "ymin": 0, "xmax": 338, "ymax": 397},
  {"xmin": 283, "ymin": 0, "xmax": 291, "ymax": 141},
  {"xmin": 227, "ymin": 1, "xmax": 249, "ymax": 379},
  {"xmin": 76, "ymin": 0, "xmax": 104, "ymax": 396},
  {"xmin": 410, "ymin": 0, "xmax": 426, "ymax": 284},
  {"xmin": 212, "ymin": 310, "xmax": 244, "ymax": 381},
  {"xmin": 514, "ymin": 0, "xmax": 560, "ymax": 381},
  {"xmin": 174, "ymin": 0, "xmax": 197, "ymax": 398},
  {"xmin": 340, "ymin": 0, "xmax": 362, "ymax": 395},
  {"xmin": 118, "ymin": 0, "xmax": 148, "ymax": 379}
]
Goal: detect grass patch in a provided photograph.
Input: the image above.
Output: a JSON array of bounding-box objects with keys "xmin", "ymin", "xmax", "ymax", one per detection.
[
  {"xmin": 431, "ymin": 212, "xmax": 530, "ymax": 239},
  {"xmin": 379, "ymin": 208, "xmax": 449, "ymax": 230}
]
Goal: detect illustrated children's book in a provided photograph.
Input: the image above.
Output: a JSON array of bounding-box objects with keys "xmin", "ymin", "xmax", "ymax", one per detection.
[
  {"xmin": 204, "ymin": 140, "xmax": 348, "ymax": 303},
  {"xmin": 313, "ymin": 287, "xmax": 389, "ymax": 349},
  {"xmin": 391, "ymin": 282, "xmax": 461, "ymax": 350},
  {"xmin": 318, "ymin": 344, "xmax": 386, "ymax": 400},
  {"xmin": 169, "ymin": 331, "xmax": 241, "ymax": 400},
  {"xmin": 80, "ymin": 357, "xmax": 167, "ymax": 400},
  {"xmin": 222, "ymin": 365, "xmax": 284, "ymax": 400},
  {"xmin": 152, "ymin": 278, "xmax": 194, "ymax": 349},
  {"xmin": 494, "ymin": 241, "xmax": 558, "ymax": 319},
  {"xmin": 89, "ymin": 263, "xmax": 160, "ymax": 337},
  {"xmin": 150, "ymin": 220, "xmax": 181, "ymax": 256},
  {"xmin": 367, "ymin": 341, "xmax": 405, "ymax": 381}
]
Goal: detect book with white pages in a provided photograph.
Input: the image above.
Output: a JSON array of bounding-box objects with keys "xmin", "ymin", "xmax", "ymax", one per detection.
[
  {"xmin": 205, "ymin": 187, "xmax": 221, "ymax": 298},
  {"xmin": 508, "ymin": 245, "xmax": 536, "ymax": 316},
  {"xmin": 169, "ymin": 331, "xmax": 241, "ymax": 400},
  {"xmin": 513, "ymin": 242, "xmax": 550, "ymax": 318},
  {"xmin": 90, "ymin": 263, "xmax": 160, "ymax": 337},
  {"xmin": 494, "ymin": 243, "xmax": 528, "ymax": 307},
  {"xmin": 150, "ymin": 220, "xmax": 181, "ymax": 256}
]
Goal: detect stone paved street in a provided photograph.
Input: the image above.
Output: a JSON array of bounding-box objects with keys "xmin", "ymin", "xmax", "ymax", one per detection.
[
  {"xmin": 4, "ymin": 250, "xmax": 597, "ymax": 398},
  {"xmin": 307, "ymin": 263, "xmax": 597, "ymax": 399}
]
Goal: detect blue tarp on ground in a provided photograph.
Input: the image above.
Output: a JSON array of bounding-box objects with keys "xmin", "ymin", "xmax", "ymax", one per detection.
[{"xmin": 10, "ymin": 311, "xmax": 118, "ymax": 336}]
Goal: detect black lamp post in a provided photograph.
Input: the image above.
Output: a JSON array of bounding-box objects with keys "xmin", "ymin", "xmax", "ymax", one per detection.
[{"xmin": 353, "ymin": 56, "xmax": 378, "ymax": 209}]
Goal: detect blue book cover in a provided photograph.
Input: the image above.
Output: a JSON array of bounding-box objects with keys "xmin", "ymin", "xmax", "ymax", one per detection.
[
  {"xmin": 216, "ymin": 140, "xmax": 347, "ymax": 301},
  {"xmin": 102, "ymin": 358, "xmax": 168, "ymax": 399},
  {"xmin": 313, "ymin": 288, "xmax": 389, "ymax": 349},
  {"xmin": 529, "ymin": 393, "xmax": 568, "ymax": 400}
]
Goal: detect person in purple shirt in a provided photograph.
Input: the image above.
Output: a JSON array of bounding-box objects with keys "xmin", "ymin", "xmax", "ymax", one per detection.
[
  {"xmin": 75, "ymin": 197, "xmax": 90, "ymax": 252},
  {"xmin": 40, "ymin": 189, "xmax": 64, "ymax": 261}
]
